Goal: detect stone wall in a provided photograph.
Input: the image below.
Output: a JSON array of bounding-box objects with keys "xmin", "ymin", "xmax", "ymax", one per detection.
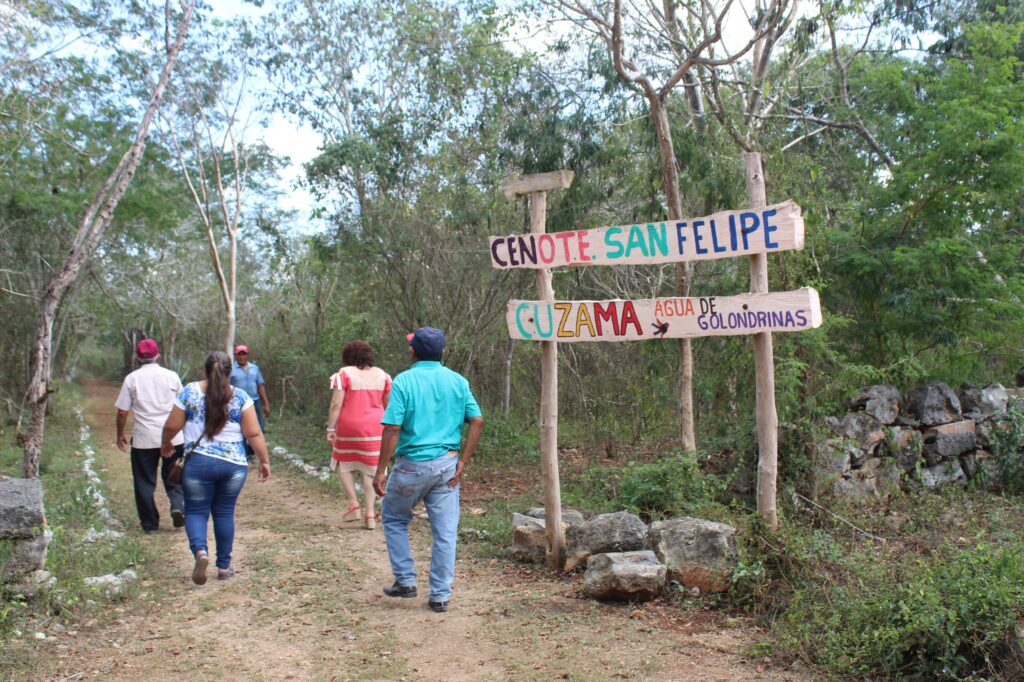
[
  {"xmin": 813, "ymin": 381, "xmax": 1023, "ymax": 499},
  {"xmin": 0, "ymin": 477, "xmax": 51, "ymax": 585}
]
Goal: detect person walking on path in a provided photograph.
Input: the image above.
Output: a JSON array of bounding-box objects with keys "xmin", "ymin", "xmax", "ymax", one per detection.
[
  {"xmin": 161, "ymin": 351, "xmax": 271, "ymax": 585},
  {"xmin": 115, "ymin": 339, "xmax": 185, "ymax": 534},
  {"xmin": 372, "ymin": 327, "xmax": 484, "ymax": 613},
  {"xmin": 327, "ymin": 341, "xmax": 391, "ymax": 530},
  {"xmin": 230, "ymin": 344, "xmax": 270, "ymax": 458}
]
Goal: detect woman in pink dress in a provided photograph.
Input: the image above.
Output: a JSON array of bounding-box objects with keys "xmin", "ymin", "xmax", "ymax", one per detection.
[{"xmin": 326, "ymin": 341, "xmax": 391, "ymax": 529}]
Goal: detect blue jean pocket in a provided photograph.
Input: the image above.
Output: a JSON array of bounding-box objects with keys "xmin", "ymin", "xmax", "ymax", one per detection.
[{"xmin": 389, "ymin": 467, "xmax": 422, "ymax": 497}]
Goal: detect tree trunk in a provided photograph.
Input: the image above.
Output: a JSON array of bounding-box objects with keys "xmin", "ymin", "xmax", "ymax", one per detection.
[
  {"xmin": 225, "ymin": 298, "xmax": 236, "ymax": 356},
  {"xmin": 649, "ymin": 97, "xmax": 697, "ymax": 452},
  {"xmin": 21, "ymin": 1, "xmax": 197, "ymax": 478}
]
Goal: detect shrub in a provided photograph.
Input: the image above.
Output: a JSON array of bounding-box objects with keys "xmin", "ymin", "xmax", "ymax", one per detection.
[
  {"xmin": 775, "ymin": 542, "xmax": 1024, "ymax": 679},
  {"xmin": 564, "ymin": 452, "xmax": 723, "ymax": 520},
  {"xmin": 988, "ymin": 401, "xmax": 1024, "ymax": 495}
]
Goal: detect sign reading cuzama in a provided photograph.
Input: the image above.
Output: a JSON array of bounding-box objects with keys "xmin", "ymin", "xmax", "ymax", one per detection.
[
  {"xmin": 489, "ymin": 201, "xmax": 803, "ymax": 270},
  {"xmin": 507, "ymin": 288, "xmax": 822, "ymax": 342}
]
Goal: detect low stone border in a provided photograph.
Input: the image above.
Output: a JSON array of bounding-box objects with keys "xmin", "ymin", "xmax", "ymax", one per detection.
[
  {"xmin": 71, "ymin": 408, "xmax": 136, "ymax": 599},
  {"xmin": 270, "ymin": 445, "xmax": 333, "ymax": 482},
  {"xmin": 73, "ymin": 408, "xmax": 123, "ymax": 536}
]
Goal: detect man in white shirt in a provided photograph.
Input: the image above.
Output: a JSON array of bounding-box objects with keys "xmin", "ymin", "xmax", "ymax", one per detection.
[{"xmin": 115, "ymin": 339, "xmax": 185, "ymax": 534}]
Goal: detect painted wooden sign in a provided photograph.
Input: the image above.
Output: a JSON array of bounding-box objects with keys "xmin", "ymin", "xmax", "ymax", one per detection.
[
  {"xmin": 489, "ymin": 200, "xmax": 803, "ymax": 270},
  {"xmin": 506, "ymin": 287, "xmax": 822, "ymax": 342}
]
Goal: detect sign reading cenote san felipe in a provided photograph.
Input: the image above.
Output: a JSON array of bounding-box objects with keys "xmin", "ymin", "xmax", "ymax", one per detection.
[
  {"xmin": 506, "ymin": 289, "xmax": 822, "ymax": 342},
  {"xmin": 489, "ymin": 201, "xmax": 804, "ymax": 270}
]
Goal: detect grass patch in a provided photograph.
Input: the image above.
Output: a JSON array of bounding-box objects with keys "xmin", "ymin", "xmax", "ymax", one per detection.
[{"xmin": 0, "ymin": 388, "xmax": 148, "ymax": 676}]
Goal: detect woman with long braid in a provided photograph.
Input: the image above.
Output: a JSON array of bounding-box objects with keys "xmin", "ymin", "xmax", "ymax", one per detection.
[{"xmin": 161, "ymin": 351, "xmax": 271, "ymax": 584}]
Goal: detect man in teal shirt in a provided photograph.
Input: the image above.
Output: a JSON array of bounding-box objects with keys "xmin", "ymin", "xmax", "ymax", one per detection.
[{"xmin": 373, "ymin": 327, "xmax": 484, "ymax": 613}]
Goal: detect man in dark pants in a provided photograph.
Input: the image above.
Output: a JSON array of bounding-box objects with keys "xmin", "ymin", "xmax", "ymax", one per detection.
[
  {"xmin": 230, "ymin": 344, "xmax": 270, "ymax": 459},
  {"xmin": 115, "ymin": 339, "xmax": 185, "ymax": 533}
]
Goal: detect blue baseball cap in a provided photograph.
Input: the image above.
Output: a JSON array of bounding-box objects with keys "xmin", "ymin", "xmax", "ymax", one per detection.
[{"xmin": 406, "ymin": 327, "xmax": 445, "ymax": 360}]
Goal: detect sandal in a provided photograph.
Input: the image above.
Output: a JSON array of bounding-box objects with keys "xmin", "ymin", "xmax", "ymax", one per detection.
[
  {"xmin": 192, "ymin": 550, "xmax": 209, "ymax": 585},
  {"xmin": 217, "ymin": 567, "xmax": 236, "ymax": 580},
  {"xmin": 341, "ymin": 501, "xmax": 362, "ymax": 522},
  {"xmin": 364, "ymin": 514, "xmax": 376, "ymax": 530}
]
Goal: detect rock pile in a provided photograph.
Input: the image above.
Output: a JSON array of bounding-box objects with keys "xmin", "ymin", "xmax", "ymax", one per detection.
[
  {"xmin": 512, "ymin": 509, "xmax": 737, "ymax": 602},
  {"xmin": 814, "ymin": 381, "xmax": 1018, "ymax": 499}
]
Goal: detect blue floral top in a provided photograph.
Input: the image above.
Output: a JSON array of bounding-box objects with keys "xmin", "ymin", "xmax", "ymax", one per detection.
[{"xmin": 174, "ymin": 382, "xmax": 253, "ymax": 466}]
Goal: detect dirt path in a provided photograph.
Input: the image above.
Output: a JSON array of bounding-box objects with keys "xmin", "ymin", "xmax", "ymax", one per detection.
[{"xmin": 42, "ymin": 380, "xmax": 808, "ymax": 681}]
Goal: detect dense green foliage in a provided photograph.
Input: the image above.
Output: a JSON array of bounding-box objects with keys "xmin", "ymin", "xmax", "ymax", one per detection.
[{"xmin": 746, "ymin": 512, "xmax": 1024, "ymax": 679}]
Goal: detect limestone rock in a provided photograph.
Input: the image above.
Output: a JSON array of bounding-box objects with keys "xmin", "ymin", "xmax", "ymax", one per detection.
[
  {"xmin": 919, "ymin": 461, "xmax": 966, "ymax": 488},
  {"xmin": 959, "ymin": 452, "xmax": 978, "ymax": 480},
  {"xmin": 646, "ymin": 517, "xmax": 737, "ymax": 593},
  {"xmin": 1, "ymin": 530, "xmax": 52, "ymax": 580},
  {"xmin": 906, "ymin": 382, "xmax": 961, "ymax": 426},
  {"xmin": 958, "ymin": 383, "xmax": 1008, "ymax": 420},
  {"xmin": 583, "ymin": 551, "xmax": 666, "ymax": 601},
  {"xmin": 0, "ymin": 478, "xmax": 46, "ymax": 540},
  {"xmin": 84, "ymin": 569, "xmax": 138, "ymax": 598},
  {"xmin": 837, "ymin": 413, "xmax": 885, "ymax": 467},
  {"xmin": 814, "ymin": 441, "xmax": 851, "ymax": 475},
  {"xmin": 831, "ymin": 457, "xmax": 902, "ymax": 499},
  {"xmin": 922, "ymin": 420, "xmax": 976, "ymax": 460},
  {"xmin": 522, "ymin": 507, "xmax": 586, "ymax": 527},
  {"xmin": 976, "ymin": 419, "xmax": 998, "ymax": 450},
  {"xmin": 565, "ymin": 511, "xmax": 647, "ymax": 571},
  {"xmin": 18, "ymin": 570, "xmax": 56, "ymax": 598},
  {"xmin": 849, "ymin": 385, "xmax": 901, "ymax": 425},
  {"xmin": 884, "ymin": 426, "xmax": 924, "ymax": 472},
  {"xmin": 832, "ymin": 471, "xmax": 879, "ymax": 499},
  {"xmin": 512, "ymin": 512, "xmax": 543, "ymax": 529},
  {"xmin": 511, "ymin": 514, "xmax": 568, "ymax": 562},
  {"xmin": 511, "ymin": 523, "xmax": 548, "ymax": 562}
]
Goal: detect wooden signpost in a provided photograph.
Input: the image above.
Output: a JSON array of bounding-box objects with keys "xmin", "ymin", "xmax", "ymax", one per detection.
[
  {"xmin": 496, "ymin": 157, "xmax": 812, "ymax": 555},
  {"xmin": 501, "ymin": 170, "xmax": 574, "ymax": 570}
]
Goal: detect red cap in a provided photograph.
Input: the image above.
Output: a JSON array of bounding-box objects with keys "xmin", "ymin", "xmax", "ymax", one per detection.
[
  {"xmin": 234, "ymin": 344, "xmax": 249, "ymax": 354},
  {"xmin": 136, "ymin": 339, "xmax": 159, "ymax": 359}
]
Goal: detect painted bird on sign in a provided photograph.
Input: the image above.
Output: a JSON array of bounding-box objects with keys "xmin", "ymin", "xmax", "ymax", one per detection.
[{"xmin": 652, "ymin": 318, "xmax": 669, "ymax": 337}]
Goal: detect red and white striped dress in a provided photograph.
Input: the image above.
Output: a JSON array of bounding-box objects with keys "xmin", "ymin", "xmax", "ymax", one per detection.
[{"xmin": 329, "ymin": 366, "xmax": 392, "ymax": 472}]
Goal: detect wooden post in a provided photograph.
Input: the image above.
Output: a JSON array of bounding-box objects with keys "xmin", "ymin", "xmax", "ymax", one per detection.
[
  {"xmin": 501, "ymin": 170, "xmax": 573, "ymax": 569},
  {"xmin": 743, "ymin": 151, "xmax": 779, "ymax": 530}
]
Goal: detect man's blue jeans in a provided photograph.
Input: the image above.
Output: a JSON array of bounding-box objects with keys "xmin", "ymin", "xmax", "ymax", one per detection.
[
  {"xmin": 182, "ymin": 454, "xmax": 248, "ymax": 569},
  {"xmin": 381, "ymin": 452, "xmax": 460, "ymax": 602}
]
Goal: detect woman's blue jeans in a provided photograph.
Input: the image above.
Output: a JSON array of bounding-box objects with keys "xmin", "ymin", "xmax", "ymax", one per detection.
[
  {"xmin": 381, "ymin": 453, "xmax": 460, "ymax": 602},
  {"xmin": 182, "ymin": 454, "xmax": 248, "ymax": 569}
]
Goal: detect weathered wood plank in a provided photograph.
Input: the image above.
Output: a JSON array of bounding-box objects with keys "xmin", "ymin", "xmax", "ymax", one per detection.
[
  {"xmin": 489, "ymin": 200, "xmax": 803, "ymax": 269},
  {"xmin": 500, "ymin": 170, "xmax": 575, "ymax": 200},
  {"xmin": 506, "ymin": 288, "xmax": 822, "ymax": 342}
]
